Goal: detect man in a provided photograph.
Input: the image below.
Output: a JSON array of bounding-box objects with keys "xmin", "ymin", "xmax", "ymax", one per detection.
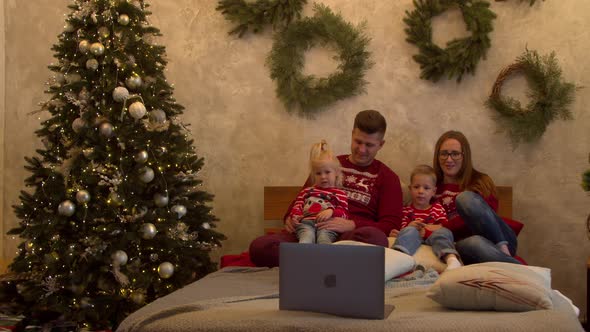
[{"xmin": 249, "ymin": 110, "xmax": 403, "ymax": 267}]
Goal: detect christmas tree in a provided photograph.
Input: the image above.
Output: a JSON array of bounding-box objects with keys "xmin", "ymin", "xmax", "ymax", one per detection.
[{"xmin": 0, "ymin": 0, "xmax": 225, "ymax": 329}]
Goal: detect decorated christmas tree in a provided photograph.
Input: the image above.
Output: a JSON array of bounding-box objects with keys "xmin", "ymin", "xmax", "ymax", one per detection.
[{"xmin": 0, "ymin": 0, "xmax": 225, "ymax": 329}]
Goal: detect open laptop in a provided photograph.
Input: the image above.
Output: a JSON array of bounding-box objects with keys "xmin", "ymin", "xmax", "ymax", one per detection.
[{"xmin": 279, "ymin": 242, "xmax": 394, "ymax": 319}]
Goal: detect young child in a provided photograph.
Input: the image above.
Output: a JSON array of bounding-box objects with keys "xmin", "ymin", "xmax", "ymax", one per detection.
[
  {"xmin": 289, "ymin": 140, "xmax": 349, "ymax": 244},
  {"xmin": 390, "ymin": 165, "xmax": 462, "ymax": 271}
]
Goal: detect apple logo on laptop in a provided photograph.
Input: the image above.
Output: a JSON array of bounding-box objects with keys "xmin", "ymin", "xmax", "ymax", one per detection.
[{"xmin": 324, "ymin": 274, "xmax": 337, "ymax": 288}]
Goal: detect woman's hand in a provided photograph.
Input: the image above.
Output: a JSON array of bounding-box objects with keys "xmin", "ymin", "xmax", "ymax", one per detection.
[
  {"xmin": 284, "ymin": 215, "xmax": 301, "ymax": 233},
  {"xmin": 316, "ymin": 217, "xmax": 355, "ymax": 233},
  {"xmin": 315, "ymin": 209, "xmax": 334, "ymax": 222}
]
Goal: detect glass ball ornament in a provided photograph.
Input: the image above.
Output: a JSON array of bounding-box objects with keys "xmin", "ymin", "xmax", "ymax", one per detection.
[
  {"xmin": 139, "ymin": 223, "xmax": 157, "ymax": 240},
  {"xmin": 86, "ymin": 58, "xmax": 99, "ymax": 71},
  {"xmin": 134, "ymin": 150, "xmax": 149, "ymax": 163},
  {"xmin": 112, "ymin": 250, "xmax": 128, "ymax": 266},
  {"xmin": 130, "ymin": 291, "xmax": 146, "ymax": 304},
  {"xmin": 64, "ymin": 22, "xmax": 75, "ymax": 32},
  {"xmin": 171, "ymin": 205, "xmax": 187, "ymax": 219},
  {"xmin": 90, "ymin": 42, "xmax": 105, "ymax": 56},
  {"xmin": 54, "ymin": 73, "xmax": 66, "ymax": 84},
  {"xmin": 125, "ymin": 75, "xmax": 143, "ymax": 90},
  {"xmin": 58, "ymin": 200, "xmax": 76, "ymax": 217},
  {"xmin": 99, "ymin": 122, "xmax": 114, "ymax": 138},
  {"xmin": 157, "ymin": 262, "xmax": 175, "ymax": 279},
  {"xmin": 138, "ymin": 166, "xmax": 155, "ymax": 183},
  {"xmin": 149, "ymin": 109, "xmax": 167, "ymax": 124},
  {"xmin": 76, "ymin": 190, "xmax": 91, "ymax": 204},
  {"xmin": 128, "ymin": 101, "xmax": 147, "ymax": 120},
  {"xmin": 65, "ymin": 72, "xmax": 82, "ymax": 84},
  {"xmin": 153, "ymin": 193, "xmax": 169, "ymax": 207},
  {"xmin": 108, "ymin": 191, "xmax": 123, "ymax": 206},
  {"xmin": 112, "ymin": 86, "xmax": 130, "ymax": 103},
  {"xmin": 72, "ymin": 117, "xmax": 86, "ymax": 133},
  {"xmin": 78, "ymin": 40, "xmax": 90, "ymax": 53},
  {"xmin": 98, "ymin": 26, "xmax": 110, "ymax": 39},
  {"xmin": 118, "ymin": 14, "xmax": 131, "ymax": 26},
  {"xmin": 202, "ymin": 222, "xmax": 211, "ymax": 230}
]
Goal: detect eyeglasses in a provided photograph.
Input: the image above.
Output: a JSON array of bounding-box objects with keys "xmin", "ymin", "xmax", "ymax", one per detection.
[{"xmin": 439, "ymin": 151, "xmax": 463, "ymax": 160}]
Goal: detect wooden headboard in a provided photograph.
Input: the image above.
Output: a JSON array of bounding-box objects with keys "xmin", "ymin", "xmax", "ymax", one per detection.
[{"xmin": 263, "ymin": 186, "xmax": 513, "ymax": 234}]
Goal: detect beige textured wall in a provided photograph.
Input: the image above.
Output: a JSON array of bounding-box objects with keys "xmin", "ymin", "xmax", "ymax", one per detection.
[{"xmin": 3, "ymin": 0, "xmax": 589, "ymax": 318}]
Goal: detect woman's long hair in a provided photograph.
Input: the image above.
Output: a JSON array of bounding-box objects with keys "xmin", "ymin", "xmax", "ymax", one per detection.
[{"xmin": 433, "ymin": 130, "xmax": 496, "ymax": 197}]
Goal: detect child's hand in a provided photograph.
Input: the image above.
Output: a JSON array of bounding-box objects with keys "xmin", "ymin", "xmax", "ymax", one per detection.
[
  {"xmin": 389, "ymin": 229, "xmax": 400, "ymax": 237},
  {"xmin": 424, "ymin": 224, "xmax": 442, "ymax": 232},
  {"xmin": 408, "ymin": 220, "xmax": 425, "ymax": 230},
  {"xmin": 315, "ymin": 209, "xmax": 333, "ymax": 222}
]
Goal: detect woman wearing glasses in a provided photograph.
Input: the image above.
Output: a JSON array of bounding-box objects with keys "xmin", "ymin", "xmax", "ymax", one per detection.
[{"xmin": 433, "ymin": 130, "xmax": 521, "ymax": 264}]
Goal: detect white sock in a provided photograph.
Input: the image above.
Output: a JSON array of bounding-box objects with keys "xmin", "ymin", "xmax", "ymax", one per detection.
[{"xmin": 445, "ymin": 256, "xmax": 462, "ymax": 271}]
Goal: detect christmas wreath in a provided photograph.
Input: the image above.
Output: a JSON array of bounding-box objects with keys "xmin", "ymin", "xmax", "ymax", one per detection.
[
  {"xmin": 216, "ymin": 0, "xmax": 307, "ymax": 37},
  {"xmin": 486, "ymin": 49, "xmax": 576, "ymax": 145},
  {"xmin": 266, "ymin": 4, "xmax": 373, "ymax": 115},
  {"xmin": 404, "ymin": 0, "xmax": 496, "ymax": 82}
]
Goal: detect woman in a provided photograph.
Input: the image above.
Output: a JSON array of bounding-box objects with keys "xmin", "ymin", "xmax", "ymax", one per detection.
[{"xmin": 433, "ymin": 130, "xmax": 521, "ymax": 264}]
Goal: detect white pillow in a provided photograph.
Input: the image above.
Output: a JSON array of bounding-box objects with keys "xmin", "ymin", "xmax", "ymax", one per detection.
[
  {"xmin": 333, "ymin": 240, "xmax": 415, "ymax": 281},
  {"xmin": 427, "ymin": 262, "xmax": 553, "ymax": 311},
  {"xmin": 388, "ymin": 237, "xmax": 447, "ymax": 272}
]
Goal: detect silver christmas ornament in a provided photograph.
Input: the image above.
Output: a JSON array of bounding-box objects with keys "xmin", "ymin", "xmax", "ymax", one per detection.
[
  {"xmin": 139, "ymin": 166, "xmax": 155, "ymax": 183},
  {"xmin": 153, "ymin": 193, "xmax": 169, "ymax": 207},
  {"xmin": 112, "ymin": 86, "xmax": 130, "ymax": 102},
  {"xmin": 118, "ymin": 14, "xmax": 130, "ymax": 26},
  {"xmin": 72, "ymin": 117, "xmax": 86, "ymax": 133},
  {"xmin": 202, "ymin": 222, "xmax": 211, "ymax": 230},
  {"xmin": 157, "ymin": 262, "xmax": 174, "ymax": 279},
  {"xmin": 64, "ymin": 22, "xmax": 75, "ymax": 32},
  {"xmin": 140, "ymin": 223, "xmax": 157, "ymax": 239},
  {"xmin": 86, "ymin": 58, "xmax": 99, "ymax": 71},
  {"xmin": 76, "ymin": 190, "xmax": 91, "ymax": 204},
  {"xmin": 78, "ymin": 40, "xmax": 90, "ymax": 54},
  {"xmin": 99, "ymin": 122, "xmax": 114, "ymax": 138},
  {"xmin": 90, "ymin": 42, "xmax": 105, "ymax": 56},
  {"xmin": 128, "ymin": 101, "xmax": 147, "ymax": 119},
  {"xmin": 171, "ymin": 205, "xmax": 187, "ymax": 219},
  {"xmin": 130, "ymin": 292, "xmax": 145, "ymax": 304},
  {"xmin": 149, "ymin": 109, "xmax": 167, "ymax": 124},
  {"xmin": 125, "ymin": 75, "xmax": 143, "ymax": 90},
  {"xmin": 54, "ymin": 73, "xmax": 66, "ymax": 84},
  {"xmin": 134, "ymin": 150, "xmax": 148, "ymax": 163},
  {"xmin": 98, "ymin": 26, "xmax": 110, "ymax": 39},
  {"xmin": 58, "ymin": 200, "xmax": 76, "ymax": 217},
  {"xmin": 65, "ymin": 73, "xmax": 82, "ymax": 83},
  {"xmin": 112, "ymin": 250, "xmax": 128, "ymax": 265},
  {"xmin": 109, "ymin": 192, "xmax": 123, "ymax": 206}
]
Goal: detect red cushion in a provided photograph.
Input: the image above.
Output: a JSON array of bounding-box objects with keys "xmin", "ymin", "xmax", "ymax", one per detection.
[
  {"xmin": 502, "ymin": 217, "xmax": 524, "ymax": 236},
  {"xmin": 220, "ymin": 252, "xmax": 256, "ymax": 268}
]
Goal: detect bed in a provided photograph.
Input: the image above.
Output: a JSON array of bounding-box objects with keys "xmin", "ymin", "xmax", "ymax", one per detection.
[{"xmin": 116, "ymin": 186, "xmax": 584, "ymax": 332}]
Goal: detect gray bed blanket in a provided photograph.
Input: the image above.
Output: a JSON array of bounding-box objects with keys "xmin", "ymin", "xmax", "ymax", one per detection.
[{"xmin": 117, "ymin": 266, "xmax": 583, "ymax": 332}]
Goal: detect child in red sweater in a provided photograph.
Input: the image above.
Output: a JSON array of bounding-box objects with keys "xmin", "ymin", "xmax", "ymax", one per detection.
[
  {"xmin": 390, "ymin": 165, "xmax": 462, "ymax": 271},
  {"xmin": 289, "ymin": 140, "xmax": 349, "ymax": 244}
]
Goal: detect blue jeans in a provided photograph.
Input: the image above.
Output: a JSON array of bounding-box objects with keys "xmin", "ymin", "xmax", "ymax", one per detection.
[
  {"xmin": 455, "ymin": 191, "xmax": 520, "ymax": 264},
  {"xmin": 393, "ymin": 226, "xmax": 458, "ymax": 258},
  {"xmin": 296, "ymin": 220, "xmax": 338, "ymax": 244}
]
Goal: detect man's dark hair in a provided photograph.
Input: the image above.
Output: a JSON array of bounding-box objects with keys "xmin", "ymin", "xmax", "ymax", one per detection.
[{"xmin": 353, "ymin": 110, "xmax": 386, "ymax": 135}]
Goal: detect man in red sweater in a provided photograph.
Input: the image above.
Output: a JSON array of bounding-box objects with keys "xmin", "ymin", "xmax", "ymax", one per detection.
[{"xmin": 249, "ymin": 110, "xmax": 403, "ymax": 267}]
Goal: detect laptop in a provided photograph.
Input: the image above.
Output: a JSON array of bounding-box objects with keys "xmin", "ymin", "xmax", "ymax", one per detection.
[{"xmin": 279, "ymin": 242, "xmax": 393, "ymax": 319}]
